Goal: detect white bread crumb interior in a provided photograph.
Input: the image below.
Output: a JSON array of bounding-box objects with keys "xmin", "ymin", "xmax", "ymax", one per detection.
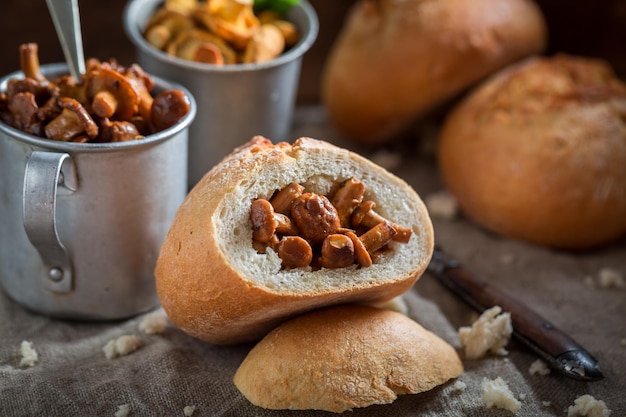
[
  {"xmin": 139, "ymin": 311, "xmax": 168, "ymax": 334},
  {"xmin": 19, "ymin": 340, "xmax": 38, "ymax": 367},
  {"xmin": 103, "ymin": 335, "xmax": 142, "ymax": 359},
  {"xmin": 567, "ymin": 394, "xmax": 612, "ymax": 417},
  {"xmin": 482, "ymin": 377, "xmax": 521, "ymax": 412},
  {"xmin": 459, "ymin": 306, "xmax": 513, "ymax": 359}
]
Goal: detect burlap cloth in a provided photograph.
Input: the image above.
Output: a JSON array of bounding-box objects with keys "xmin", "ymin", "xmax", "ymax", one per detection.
[{"xmin": 1, "ymin": 106, "xmax": 625, "ymax": 417}]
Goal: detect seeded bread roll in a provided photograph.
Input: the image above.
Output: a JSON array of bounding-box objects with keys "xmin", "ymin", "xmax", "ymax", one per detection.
[
  {"xmin": 233, "ymin": 304, "xmax": 464, "ymax": 413},
  {"xmin": 438, "ymin": 54, "xmax": 626, "ymax": 249},
  {"xmin": 321, "ymin": 0, "xmax": 547, "ymax": 146},
  {"xmin": 155, "ymin": 136, "xmax": 434, "ymax": 344}
]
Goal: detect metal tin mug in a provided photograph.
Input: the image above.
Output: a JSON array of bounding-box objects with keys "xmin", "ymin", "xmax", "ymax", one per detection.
[
  {"xmin": 124, "ymin": 0, "xmax": 319, "ymax": 188},
  {"xmin": 0, "ymin": 63, "xmax": 196, "ymax": 320}
]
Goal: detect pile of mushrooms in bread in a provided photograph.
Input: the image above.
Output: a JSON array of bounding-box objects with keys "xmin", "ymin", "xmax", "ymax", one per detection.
[{"xmin": 250, "ymin": 177, "xmax": 413, "ymax": 270}]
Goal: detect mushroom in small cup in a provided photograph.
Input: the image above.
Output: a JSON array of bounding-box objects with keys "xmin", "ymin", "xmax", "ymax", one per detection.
[
  {"xmin": 142, "ymin": 0, "xmax": 301, "ymax": 65},
  {"xmin": 0, "ymin": 43, "xmax": 191, "ymax": 143}
]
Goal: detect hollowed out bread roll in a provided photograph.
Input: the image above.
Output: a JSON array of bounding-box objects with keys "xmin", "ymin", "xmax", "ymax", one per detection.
[
  {"xmin": 155, "ymin": 137, "xmax": 434, "ymax": 344},
  {"xmin": 438, "ymin": 55, "xmax": 626, "ymax": 249},
  {"xmin": 233, "ymin": 304, "xmax": 464, "ymax": 413},
  {"xmin": 321, "ymin": 0, "xmax": 547, "ymax": 146}
]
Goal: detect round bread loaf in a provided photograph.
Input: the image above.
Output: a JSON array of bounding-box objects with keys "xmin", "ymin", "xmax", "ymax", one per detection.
[
  {"xmin": 321, "ymin": 0, "xmax": 547, "ymax": 146},
  {"xmin": 438, "ymin": 54, "xmax": 626, "ymax": 249},
  {"xmin": 155, "ymin": 136, "xmax": 434, "ymax": 344},
  {"xmin": 233, "ymin": 304, "xmax": 463, "ymax": 413}
]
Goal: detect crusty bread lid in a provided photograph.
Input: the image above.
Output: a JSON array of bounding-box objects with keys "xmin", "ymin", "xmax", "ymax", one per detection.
[{"xmin": 233, "ymin": 304, "xmax": 464, "ymax": 413}]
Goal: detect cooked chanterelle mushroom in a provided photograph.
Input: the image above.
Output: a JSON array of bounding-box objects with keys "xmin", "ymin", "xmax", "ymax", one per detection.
[
  {"xmin": 142, "ymin": 0, "xmax": 300, "ymax": 65},
  {"xmin": 163, "ymin": 0, "xmax": 198, "ymax": 15},
  {"xmin": 166, "ymin": 29, "xmax": 237, "ymax": 64},
  {"xmin": 144, "ymin": 9, "xmax": 195, "ymax": 50},
  {"xmin": 87, "ymin": 67, "xmax": 140, "ymax": 120},
  {"xmin": 0, "ymin": 43, "xmax": 191, "ymax": 143},
  {"xmin": 258, "ymin": 10, "xmax": 299, "ymax": 47},
  {"xmin": 196, "ymin": 0, "xmax": 260, "ymax": 50},
  {"xmin": 44, "ymin": 97, "xmax": 99, "ymax": 141},
  {"xmin": 242, "ymin": 23, "xmax": 284, "ymax": 64}
]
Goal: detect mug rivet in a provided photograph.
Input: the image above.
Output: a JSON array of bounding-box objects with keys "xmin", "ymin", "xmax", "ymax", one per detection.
[{"xmin": 48, "ymin": 267, "xmax": 64, "ymax": 282}]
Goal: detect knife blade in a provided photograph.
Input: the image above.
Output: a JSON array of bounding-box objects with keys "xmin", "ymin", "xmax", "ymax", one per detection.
[{"xmin": 427, "ymin": 246, "xmax": 603, "ymax": 381}]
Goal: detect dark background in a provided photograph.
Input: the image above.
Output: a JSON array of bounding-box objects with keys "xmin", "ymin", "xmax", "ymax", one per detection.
[{"xmin": 1, "ymin": 0, "xmax": 625, "ymax": 103}]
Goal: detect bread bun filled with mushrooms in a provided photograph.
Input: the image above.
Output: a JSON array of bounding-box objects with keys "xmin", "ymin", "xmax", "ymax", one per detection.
[
  {"xmin": 321, "ymin": 0, "xmax": 547, "ymax": 146},
  {"xmin": 155, "ymin": 136, "xmax": 434, "ymax": 344},
  {"xmin": 234, "ymin": 304, "xmax": 464, "ymax": 412}
]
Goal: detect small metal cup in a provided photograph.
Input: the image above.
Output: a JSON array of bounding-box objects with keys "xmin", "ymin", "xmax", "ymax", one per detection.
[
  {"xmin": 0, "ymin": 63, "xmax": 196, "ymax": 320},
  {"xmin": 124, "ymin": 0, "xmax": 319, "ymax": 188}
]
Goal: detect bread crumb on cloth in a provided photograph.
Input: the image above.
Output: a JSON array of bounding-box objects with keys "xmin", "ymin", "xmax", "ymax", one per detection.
[
  {"xmin": 458, "ymin": 306, "xmax": 513, "ymax": 359},
  {"xmin": 567, "ymin": 394, "xmax": 612, "ymax": 417},
  {"xmin": 450, "ymin": 380, "xmax": 467, "ymax": 392},
  {"xmin": 19, "ymin": 340, "xmax": 38, "ymax": 367},
  {"xmin": 424, "ymin": 190, "xmax": 458, "ymax": 220},
  {"xmin": 481, "ymin": 377, "xmax": 521, "ymax": 412},
  {"xmin": 115, "ymin": 404, "xmax": 130, "ymax": 417},
  {"xmin": 584, "ymin": 268, "xmax": 625, "ymax": 290},
  {"xmin": 183, "ymin": 405, "xmax": 196, "ymax": 416},
  {"xmin": 139, "ymin": 311, "xmax": 169, "ymax": 334},
  {"xmin": 597, "ymin": 268, "xmax": 625, "ymax": 289},
  {"xmin": 529, "ymin": 359, "xmax": 551, "ymax": 376},
  {"xmin": 103, "ymin": 335, "xmax": 142, "ymax": 359}
]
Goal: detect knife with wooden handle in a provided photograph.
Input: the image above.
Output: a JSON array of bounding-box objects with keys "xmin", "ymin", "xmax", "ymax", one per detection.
[{"xmin": 427, "ymin": 247, "xmax": 604, "ymax": 381}]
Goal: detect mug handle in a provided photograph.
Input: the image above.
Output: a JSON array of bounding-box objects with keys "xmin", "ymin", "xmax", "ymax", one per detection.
[{"xmin": 23, "ymin": 151, "xmax": 78, "ymax": 293}]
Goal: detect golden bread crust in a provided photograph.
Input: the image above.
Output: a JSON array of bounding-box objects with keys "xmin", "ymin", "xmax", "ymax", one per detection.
[
  {"xmin": 233, "ymin": 304, "xmax": 464, "ymax": 413},
  {"xmin": 321, "ymin": 0, "xmax": 547, "ymax": 146},
  {"xmin": 438, "ymin": 55, "xmax": 626, "ymax": 249}
]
